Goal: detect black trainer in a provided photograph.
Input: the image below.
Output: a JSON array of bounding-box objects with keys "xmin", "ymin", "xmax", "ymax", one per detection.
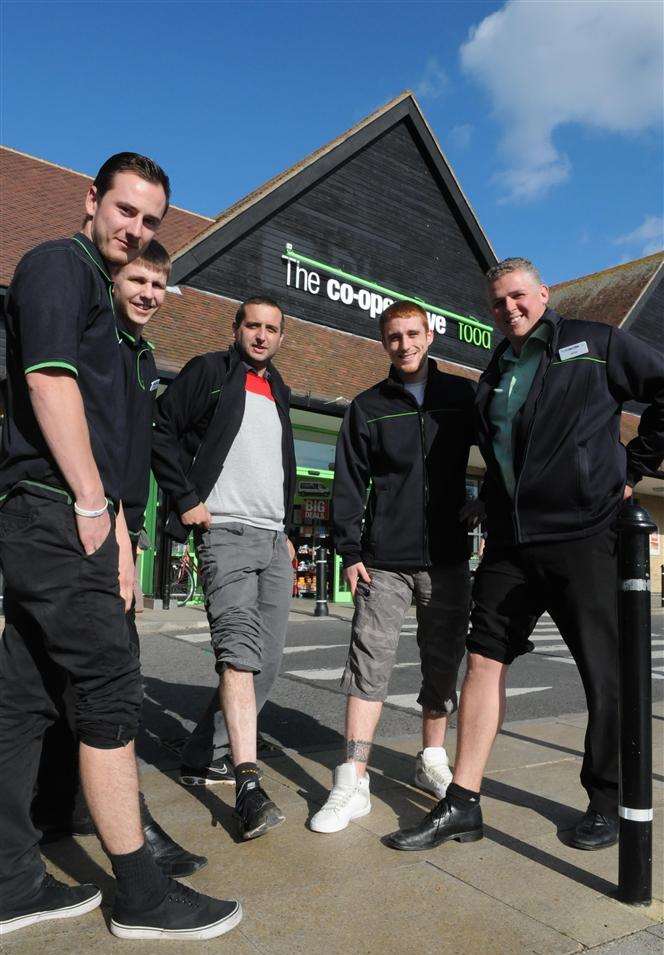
[
  {"xmin": 143, "ymin": 816, "xmax": 208, "ymax": 877},
  {"xmin": 179, "ymin": 754, "xmax": 236, "ymax": 786},
  {"xmin": 568, "ymin": 808, "xmax": 618, "ymax": 850},
  {"xmin": 235, "ymin": 779, "xmax": 285, "ymax": 841},
  {"xmin": 110, "ymin": 880, "xmax": 242, "ymax": 940},
  {"xmin": 384, "ymin": 795, "xmax": 483, "ymax": 851},
  {"xmin": 0, "ymin": 873, "xmax": 102, "ymax": 936}
]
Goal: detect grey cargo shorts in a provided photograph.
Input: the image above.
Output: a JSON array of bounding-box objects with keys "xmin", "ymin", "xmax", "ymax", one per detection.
[
  {"xmin": 195, "ymin": 522, "xmax": 293, "ymax": 674},
  {"xmin": 341, "ymin": 563, "xmax": 471, "ymax": 715}
]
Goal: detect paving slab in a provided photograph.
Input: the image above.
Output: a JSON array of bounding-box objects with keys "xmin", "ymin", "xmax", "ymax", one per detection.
[
  {"xmin": 587, "ymin": 928, "xmax": 664, "ymax": 953},
  {"xmin": 241, "ymin": 862, "xmax": 582, "ymax": 955},
  {"xmin": 425, "ymin": 833, "xmax": 656, "ymax": 949}
]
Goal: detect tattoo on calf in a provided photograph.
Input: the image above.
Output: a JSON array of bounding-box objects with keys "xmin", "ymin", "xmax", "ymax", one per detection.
[{"xmin": 347, "ymin": 739, "xmax": 372, "ymax": 763}]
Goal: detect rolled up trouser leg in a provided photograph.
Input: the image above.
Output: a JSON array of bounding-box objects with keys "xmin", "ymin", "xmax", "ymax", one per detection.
[
  {"xmin": 414, "ymin": 563, "xmax": 472, "ymax": 716},
  {"xmin": 0, "ymin": 493, "xmax": 143, "ymax": 908},
  {"xmin": 341, "ymin": 569, "xmax": 412, "ymax": 701},
  {"xmin": 182, "ymin": 525, "xmax": 294, "ymax": 766}
]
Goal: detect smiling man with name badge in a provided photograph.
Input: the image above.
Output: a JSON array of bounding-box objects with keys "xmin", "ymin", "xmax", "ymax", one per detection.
[{"xmin": 386, "ymin": 257, "xmax": 664, "ymax": 854}]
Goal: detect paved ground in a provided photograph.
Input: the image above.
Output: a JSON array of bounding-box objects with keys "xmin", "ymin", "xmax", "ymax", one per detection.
[{"xmin": 2, "ymin": 600, "xmax": 663, "ymax": 953}]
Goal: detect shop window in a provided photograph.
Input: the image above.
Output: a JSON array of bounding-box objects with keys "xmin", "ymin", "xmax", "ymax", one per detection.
[{"xmin": 293, "ymin": 433, "xmax": 337, "ymax": 471}]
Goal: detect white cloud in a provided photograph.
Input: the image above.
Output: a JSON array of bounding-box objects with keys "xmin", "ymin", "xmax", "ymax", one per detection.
[
  {"xmin": 415, "ymin": 57, "xmax": 448, "ymax": 100},
  {"xmin": 447, "ymin": 123, "xmax": 473, "ymax": 150},
  {"xmin": 460, "ymin": 0, "xmax": 663, "ymax": 203},
  {"xmin": 614, "ymin": 215, "xmax": 664, "ymax": 256}
]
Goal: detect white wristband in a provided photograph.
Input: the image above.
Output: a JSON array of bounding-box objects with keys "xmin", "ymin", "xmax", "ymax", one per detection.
[{"xmin": 74, "ymin": 501, "xmax": 108, "ymax": 518}]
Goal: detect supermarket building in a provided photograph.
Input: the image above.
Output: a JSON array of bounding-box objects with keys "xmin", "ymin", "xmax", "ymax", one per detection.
[{"xmin": 1, "ymin": 91, "xmax": 663, "ymax": 600}]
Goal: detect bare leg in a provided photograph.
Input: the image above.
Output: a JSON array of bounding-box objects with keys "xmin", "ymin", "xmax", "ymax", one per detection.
[
  {"xmin": 452, "ymin": 653, "xmax": 508, "ymax": 792},
  {"xmin": 79, "ymin": 740, "xmax": 143, "ymax": 854},
  {"xmin": 219, "ymin": 667, "xmax": 257, "ymax": 765},
  {"xmin": 344, "ymin": 696, "xmax": 383, "ymax": 777},
  {"xmin": 422, "ymin": 709, "xmax": 448, "ymax": 749}
]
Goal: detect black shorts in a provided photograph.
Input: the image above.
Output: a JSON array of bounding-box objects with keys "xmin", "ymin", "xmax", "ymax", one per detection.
[{"xmin": 467, "ymin": 528, "xmax": 618, "ymax": 665}]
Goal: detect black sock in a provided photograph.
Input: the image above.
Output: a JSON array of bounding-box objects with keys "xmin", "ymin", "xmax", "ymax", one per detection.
[
  {"xmin": 235, "ymin": 762, "xmax": 260, "ymax": 804},
  {"xmin": 447, "ymin": 782, "xmax": 481, "ymax": 807},
  {"xmin": 109, "ymin": 842, "xmax": 169, "ymax": 912}
]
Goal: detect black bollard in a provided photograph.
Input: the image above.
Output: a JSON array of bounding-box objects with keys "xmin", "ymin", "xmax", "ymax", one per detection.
[
  {"xmin": 160, "ymin": 535, "xmax": 172, "ymax": 611},
  {"xmin": 616, "ymin": 500, "xmax": 655, "ymax": 906},
  {"xmin": 314, "ymin": 540, "xmax": 329, "ymax": 617}
]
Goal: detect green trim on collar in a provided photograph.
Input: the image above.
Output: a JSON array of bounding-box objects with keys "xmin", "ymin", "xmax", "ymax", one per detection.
[
  {"xmin": 119, "ymin": 326, "xmax": 154, "ymax": 351},
  {"xmin": 71, "ymin": 235, "xmax": 117, "ymax": 323},
  {"xmin": 71, "ymin": 235, "xmax": 113, "ymax": 284},
  {"xmin": 119, "ymin": 327, "xmax": 137, "ymax": 344}
]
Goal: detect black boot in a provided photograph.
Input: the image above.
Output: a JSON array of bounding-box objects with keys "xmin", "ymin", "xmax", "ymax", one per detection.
[
  {"xmin": 140, "ymin": 795, "xmax": 208, "ymax": 877},
  {"xmin": 384, "ymin": 795, "xmax": 483, "ymax": 851},
  {"xmin": 568, "ymin": 808, "xmax": 618, "ymax": 850},
  {"xmin": 35, "ymin": 789, "xmax": 96, "ymax": 842}
]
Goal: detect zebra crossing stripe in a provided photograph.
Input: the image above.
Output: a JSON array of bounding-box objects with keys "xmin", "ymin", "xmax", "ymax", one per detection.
[
  {"xmin": 385, "ymin": 686, "xmax": 552, "ymax": 712},
  {"xmin": 286, "ymin": 661, "xmax": 421, "ymax": 681}
]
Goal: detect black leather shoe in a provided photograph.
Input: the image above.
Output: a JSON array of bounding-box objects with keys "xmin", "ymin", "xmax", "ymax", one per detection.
[
  {"xmin": 385, "ymin": 796, "xmax": 483, "ymax": 851},
  {"xmin": 140, "ymin": 791, "xmax": 207, "ymax": 877},
  {"xmin": 568, "ymin": 808, "xmax": 618, "ymax": 850},
  {"xmin": 142, "ymin": 818, "xmax": 208, "ymax": 877}
]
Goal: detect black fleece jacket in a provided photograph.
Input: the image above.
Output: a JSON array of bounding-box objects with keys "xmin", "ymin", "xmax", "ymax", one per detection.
[
  {"xmin": 477, "ymin": 307, "xmax": 664, "ymax": 545},
  {"xmin": 151, "ymin": 346, "xmax": 296, "ymax": 541},
  {"xmin": 333, "ymin": 358, "xmax": 476, "ymax": 570}
]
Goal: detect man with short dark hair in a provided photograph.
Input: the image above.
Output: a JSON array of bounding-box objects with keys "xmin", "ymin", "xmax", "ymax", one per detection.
[
  {"xmin": 33, "ymin": 240, "xmax": 208, "ymax": 879},
  {"xmin": 152, "ymin": 296, "xmax": 296, "ymax": 841},
  {"xmin": 309, "ymin": 301, "xmax": 475, "ymax": 834},
  {"xmin": 386, "ymin": 257, "xmax": 664, "ymax": 853},
  {"xmin": 0, "ymin": 154, "xmax": 241, "ymax": 941}
]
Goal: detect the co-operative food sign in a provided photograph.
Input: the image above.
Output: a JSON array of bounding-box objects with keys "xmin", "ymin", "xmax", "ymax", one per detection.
[{"xmin": 282, "ymin": 243, "xmax": 492, "ymax": 351}]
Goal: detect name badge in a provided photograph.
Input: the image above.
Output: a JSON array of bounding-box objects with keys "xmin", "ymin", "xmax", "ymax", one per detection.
[
  {"xmin": 150, "ymin": 379, "xmax": 160, "ymax": 392},
  {"xmin": 559, "ymin": 341, "xmax": 588, "ymax": 361}
]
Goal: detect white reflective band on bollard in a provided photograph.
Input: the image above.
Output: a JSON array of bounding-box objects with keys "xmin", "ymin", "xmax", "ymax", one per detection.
[
  {"xmin": 619, "ymin": 806, "xmax": 653, "ymax": 822},
  {"xmin": 620, "ymin": 579, "xmax": 650, "ymax": 591}
]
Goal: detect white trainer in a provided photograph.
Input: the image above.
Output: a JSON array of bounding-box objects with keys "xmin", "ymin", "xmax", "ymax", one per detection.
[
  {"xmin": 309, "ymin": 763, "xmax": 371, "ymax": 833},
  {"xmin": 413, "ymin": 747, "xmax": 453, "ymax": 799}
]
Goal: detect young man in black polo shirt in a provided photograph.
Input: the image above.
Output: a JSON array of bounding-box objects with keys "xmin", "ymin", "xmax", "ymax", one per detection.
[
  {"xmin": 33, "ymin": 240, "xmax": 208, "ymax": 878},
  {"xmin": 0, "ymin": 154, "xmax": 241, "ymax": 940}
]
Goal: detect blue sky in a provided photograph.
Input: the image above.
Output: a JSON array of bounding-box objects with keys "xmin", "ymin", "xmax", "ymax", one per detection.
[{"xmin": 2, "ymin": 0, "xmax": 662, "ymax": 285}]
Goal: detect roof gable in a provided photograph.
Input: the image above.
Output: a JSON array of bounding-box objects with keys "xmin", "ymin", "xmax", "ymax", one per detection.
[
  {"xmin": 171, "ymin": 92, "xmax": 496, "ymax": 283},
  {"xmin": 549, "ymin": 252, "xmax": 664, "ymax": 329},
  {"xmin": 170, "ymin": 92, "xmax": 498, "ymax": 370},
  {"xmin": 0, "ymin": 146, "xmax": 212, "ymax": 286}
]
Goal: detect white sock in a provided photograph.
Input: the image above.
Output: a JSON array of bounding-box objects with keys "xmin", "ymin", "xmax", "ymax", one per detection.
[{"xmin": 422, "ymin": 746, "xmax": 446, "ymax": 765}]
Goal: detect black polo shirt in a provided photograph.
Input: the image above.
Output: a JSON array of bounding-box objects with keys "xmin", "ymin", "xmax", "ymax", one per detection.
[
  {"xmin": 119, "ymin": 326, "xmax": 159, "ymax": 535},
  {"xmin": 0, "ymin": 233, "xmax": 126, "ymax": 504}
]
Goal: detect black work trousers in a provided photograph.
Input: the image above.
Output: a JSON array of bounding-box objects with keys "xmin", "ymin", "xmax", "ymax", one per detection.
[
  {"xmin": 467, "ymin": 527, "xmax": 619, "ymax": 817},
  {"xmin": 0, "ymin": 489, "xmax": 142, "ymax": 908}
]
